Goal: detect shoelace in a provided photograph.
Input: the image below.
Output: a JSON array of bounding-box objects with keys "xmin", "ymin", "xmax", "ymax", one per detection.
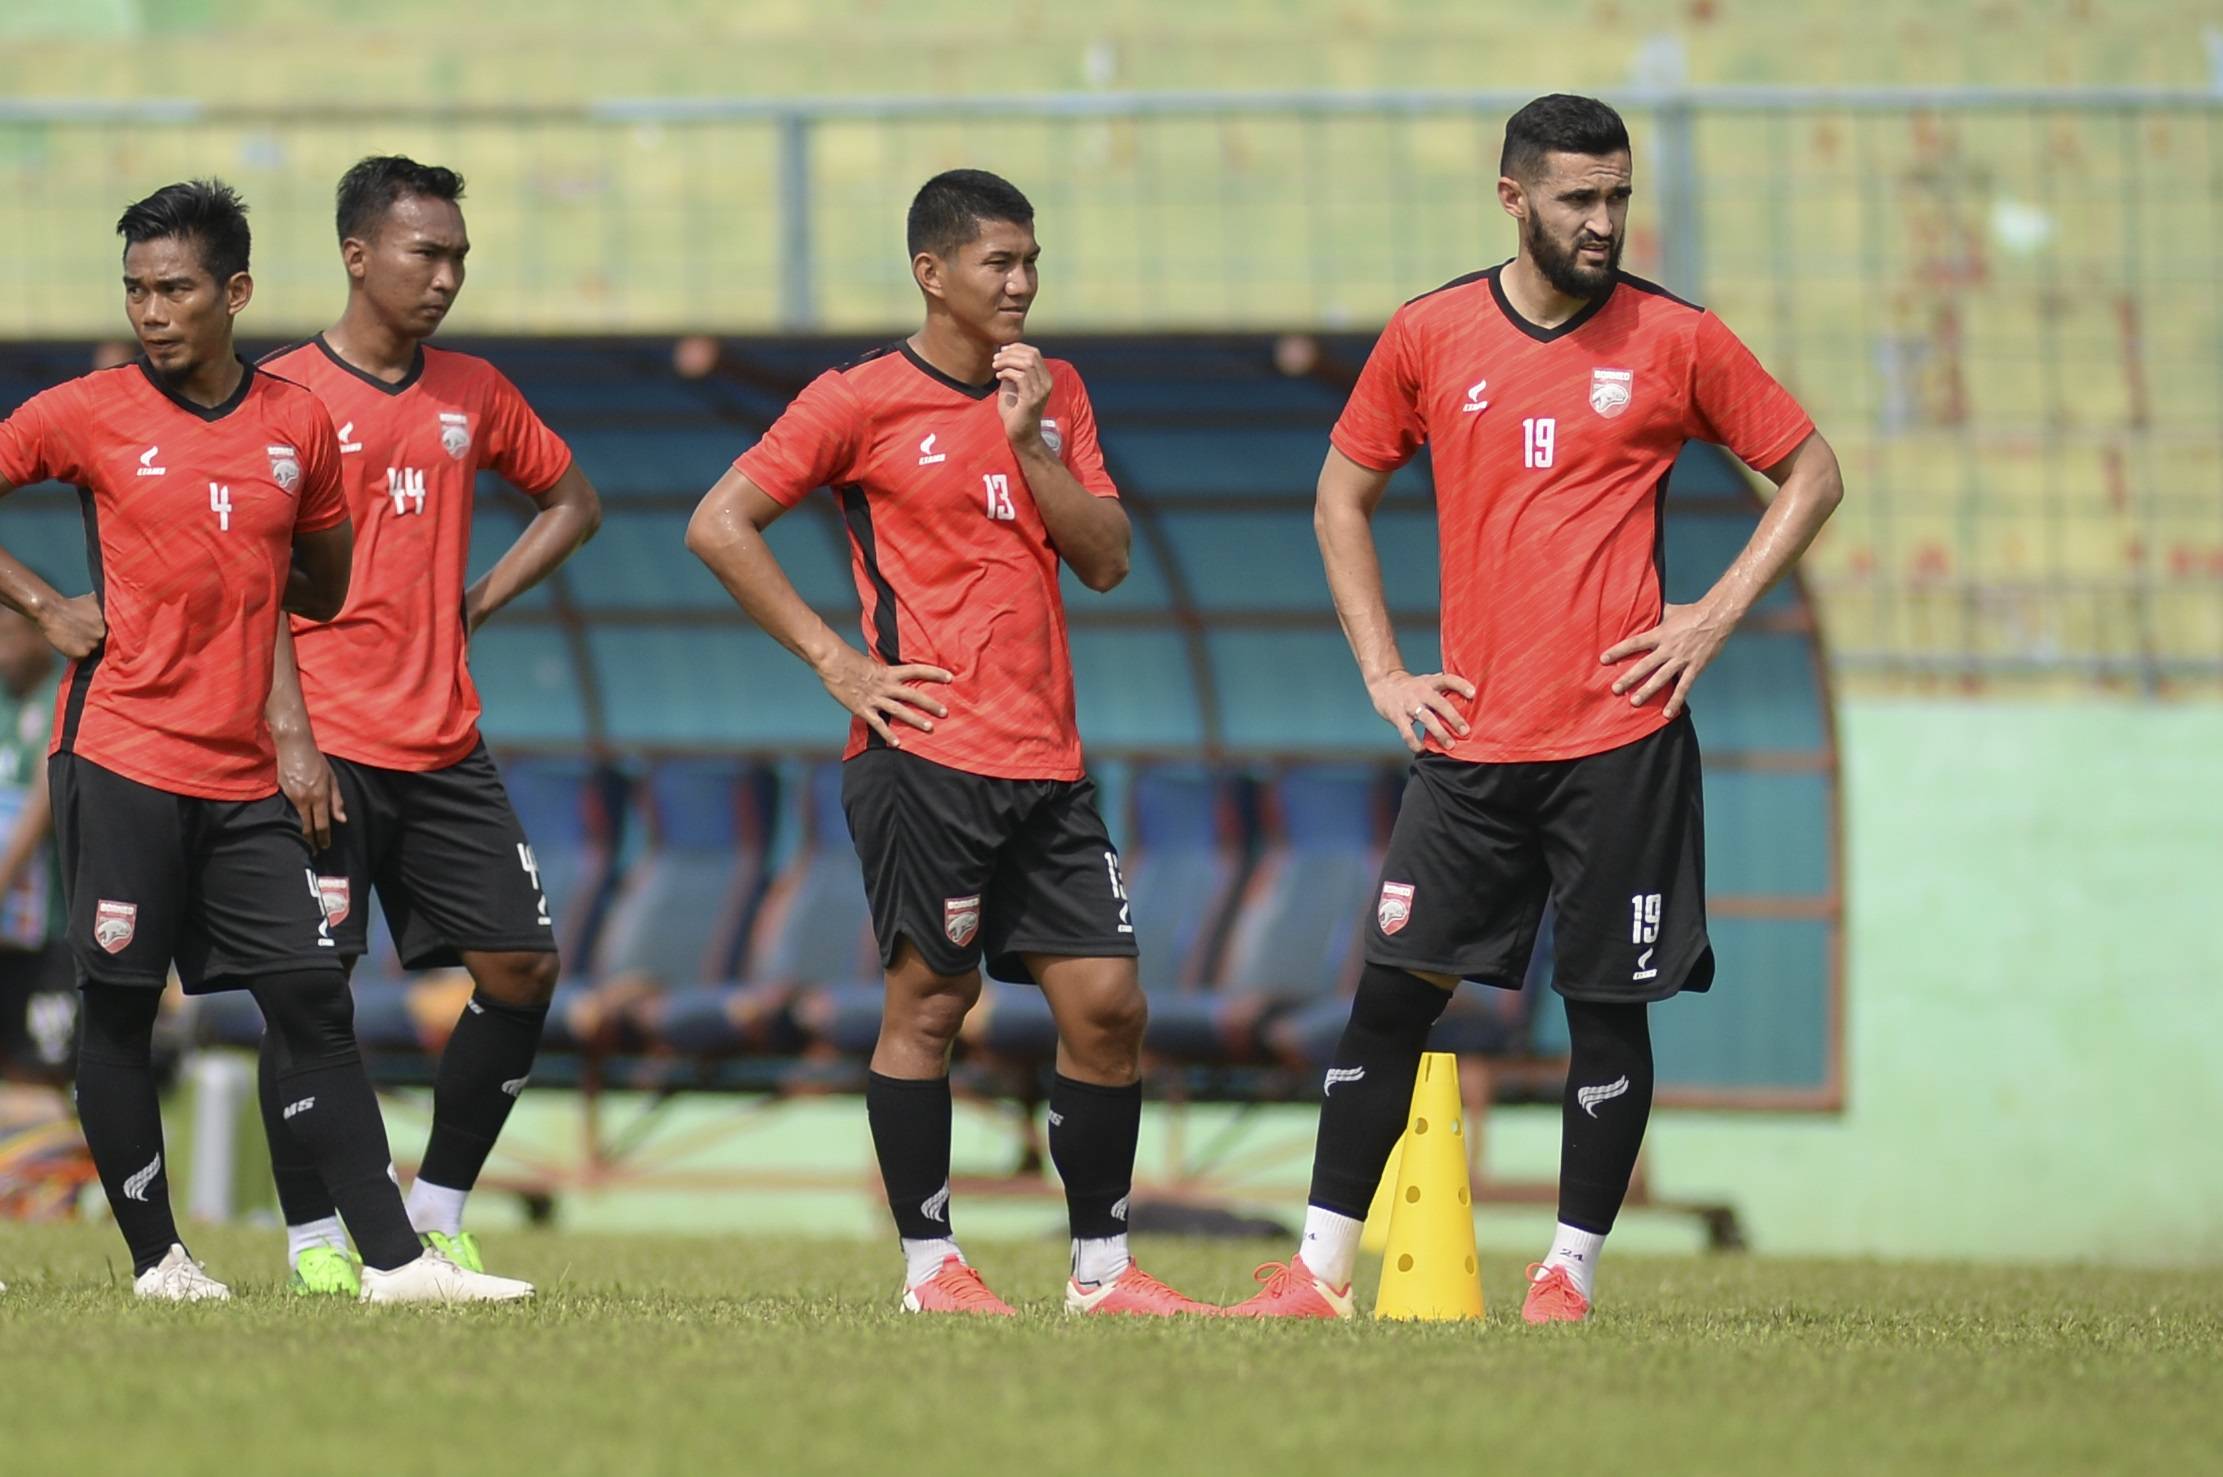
[
  {"xmin": 934, "ymin": 1263, "xmax": 1007, "ymax": 1310},
  {"xmin": 1248, "ymin": 1260, "xmax": 1303, "ymax": 1299},
  {"xmin": 1524, "ymin": 1263, "xmax": 1585, "ymax": 1313}
]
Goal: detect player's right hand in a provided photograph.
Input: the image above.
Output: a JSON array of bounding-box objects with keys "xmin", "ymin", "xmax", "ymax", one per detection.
[
  {"xmin": 275, "ymin": 736, "xmax": 347, "ymax": 852},
  {"xmin": 819, "ymin": 645, "xmax": 953, "ymax": 749},
  {"xmin": 1367, "ymin": 668, "xmax": 1475, "ymax": 755},
  {"xmin": 36, "ymin": 593, "xmax": 104, "ymax": 660}
]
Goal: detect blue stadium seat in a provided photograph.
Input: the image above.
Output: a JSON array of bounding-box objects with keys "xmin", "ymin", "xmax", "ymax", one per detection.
[
  {"xmin": 496, "ymin": 756, "xmax": 627, "ymax": 1053},
  {"xmin": 470, "ymin": 627, "xmax": 591, "ymax": 746},
  {"xmin": 587, "ymin": 626, "xmax": 836, "ymax": 748},
  {"xmin": 1070, "ymin": 629, "xmax": 1206, "ymax": 750},
  {"xmin": 561, "ymin": 427, "xmax": 748, "ymax": 499},
  {"xmin": 749, "ymin": 763, "xmax": 886, "ymax": 1057},
  {"xmin": 0, "ymin": 494, "xmax": 91, "ymax": 592}
]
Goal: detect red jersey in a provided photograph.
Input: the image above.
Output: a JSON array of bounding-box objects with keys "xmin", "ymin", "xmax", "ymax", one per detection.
[
  {"xmin": 735, "ymin": 344, "xmax": 1118, "ymax": 781},
  {"xmin": 259, "ymin": 337, "xmax": 572, "ymax": 771},
  {"xmin": 1332, "ymin": 266, "xmax": 1814, "ymax": 763},
  {"xmin": 0, "ymin": 360, "xmax": 349, "ymax": 799}
]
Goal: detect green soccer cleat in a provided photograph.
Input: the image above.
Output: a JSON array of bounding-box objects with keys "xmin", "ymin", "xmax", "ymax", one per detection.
[
  {"xmin": 419, "ymin": 1229, "xmax": 485, "ymax": 1274},
  {"xmin": 290, "ymin": 1245, "xmax": 363, "ymax": 1297}
]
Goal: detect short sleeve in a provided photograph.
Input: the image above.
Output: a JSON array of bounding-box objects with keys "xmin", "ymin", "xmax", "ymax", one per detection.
[
  {"xmin": 479, "ymin": 366, "xmax": 573, "ymax": 496},
  {"xmin": 0, "ymin": 383, "xmax": 86, "ymax": 492},
  {"xmin": 1329, "ymin": 308, "xmax": 1427, "ymax": 473},
  {"xmin": 1687, "ymin": 312, "xmax": 1813, "ymax": 472},
  {"xmin": 733, "ymin": 370, "xmax": 869, "ymax": 507},
  {"xmin": 1050, "ymin": 368, "xmax": 1118, "ymax": 499},
  {"xmin": 291, "ymin": 399, "xmax": 349, "ymax": 535}
]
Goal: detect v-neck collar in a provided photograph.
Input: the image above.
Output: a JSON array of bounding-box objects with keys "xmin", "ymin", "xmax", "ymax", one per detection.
[
  {"xmin": 136, "ymin": 356, "xmax": 255, "ymax": 422},
  {"xmin": 899, "ymin": 342, "xmax": 997, "ymax": 401},
  {"xmin": 1486, "ymin": 263, "xmax": 1616, "ymax": 344},
  {"xmin": 312, "ymin": 332, "xmax": 425, "ymax": 397}
]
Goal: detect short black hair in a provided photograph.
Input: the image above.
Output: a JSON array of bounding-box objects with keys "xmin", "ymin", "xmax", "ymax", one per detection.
[
  {"xmin": 906, "ymin": 169, "xmax": 1033, "ymax": 259},
  {"xmin": 1499, "ymin": 95, "xmax": 1631, "ymax": 183},
  {"xmin": 115, "ymin": 179, "xmax": 251, "ymax": 284},
  {"xmin": 335, "ymin": 155, "xmax": 467, "ymax": 244}
]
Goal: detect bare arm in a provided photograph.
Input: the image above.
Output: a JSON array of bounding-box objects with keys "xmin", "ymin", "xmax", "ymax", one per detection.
[
  {"xmin": 0, "ymin": 755, "xmax": 51, "ymax": 899},
  {"xmin": 465, "ymin": 461, "xmax": 604, "ymax": 634},
  {"xmin": 684, "ymin": 468, "xmax": 951, "ymax": 747},
  {"xmin": 1315, "ymin": 446, "xmax": 1474, "ymax": 754},
  {"xmin": 990, "ymin": 345, "xmax": 1130, "ymax": 592},
  {"xmin": 285, "ymin": 521, "xmax": 355, "ymax": 623},
  {"xmin": 1602, "ymin": 430, "xmax": 1846, "ymax": 717},
  {"xmin": 265, "ymin": 624, "xmax": 344, "ymax": 849}
]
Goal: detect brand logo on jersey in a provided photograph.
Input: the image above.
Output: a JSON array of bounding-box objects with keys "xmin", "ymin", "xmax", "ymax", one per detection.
[
  {"xmin": 136, "ymin": 445, "xmax": 166, "ymax": 477},
  {"xmin": 1377, "ymin": 881, "xmax": 1415, "ymax": 936},
  {"xmin": 917, "ymin": 433, "xmax": 946, "ymax": 466},
  {"xmin": 1577, "ymin": 1075, "xmax": 1631, "ymax": 1117},
  {"xmin": 943, "ymin": 894, "xmax": 981, "ymax": 948},
  {"xmin": 438, "ymin": 411, "xmax": 472, "ymax": 459},
  {"xmin": 1589, "ymin": 368, "xmax": 1633, "ymax": 419},
  {"xmin": 266, "ymin": 444, "xmax": 301, "ymax": 493},
  {"xmin": 1040, "ymin": 418, "xmax": 1063, "ymax": 455},
  {"xmin": 1462, "ymin": 378, "xmax": 1490, "ymax": 414},
  {"xmin": 336, "ymin": 421, "xmax": 363, "ymax": 454},
  {"xmin": 94, "ymin": 899, "xmax": 137, "ymax": 954},
  {"xmin": 315, "ymin": 875, "xmax": 351, "ymax": 927}
]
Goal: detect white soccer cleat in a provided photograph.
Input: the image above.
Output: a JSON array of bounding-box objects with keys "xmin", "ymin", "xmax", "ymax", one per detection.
[
  {"xmin": 358, "ymin": 1249, "xmax": 533, "ymax": 1304},
  {"xmin": 133, "ymin": 1244, "xmax": 232, "ymax": 1302}
]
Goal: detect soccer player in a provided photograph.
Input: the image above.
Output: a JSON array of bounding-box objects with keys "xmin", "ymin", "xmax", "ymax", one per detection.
[
  {"xmin": 1229, "ymin": 96, "xmax": 1845, "ymax": 1324},
  {"xmin": 686, "ymin": 170, "xmax": 1212, "ymax": 1317},
  {"xmin": 257, "ymin": 157, "xmax": 601, "ymax": 1293},
  {"xmin": 0, "ymin": 180, "xmax": 529, "ymax": 1301}
]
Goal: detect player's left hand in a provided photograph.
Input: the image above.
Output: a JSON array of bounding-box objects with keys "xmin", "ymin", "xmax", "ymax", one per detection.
[
  {"xmin": 991, "ymin": 343, "xmax": 1052, "ymax": 449},
  {"xmin": 1601, "ymin": 601, "xmax": 1733, "ymax": 719},
  {"xmin": 275, "ymin": 735, "xmax": 347, "ymax": 852}
]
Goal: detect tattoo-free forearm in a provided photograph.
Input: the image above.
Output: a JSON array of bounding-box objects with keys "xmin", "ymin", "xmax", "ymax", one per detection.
[
  {"xmin": 1697, "ymin": 433, "xmax": 1845, "ymax": 625},
  {"xmin": 467, "ymin": 464, "xmax": 604, "ymax": 628},
  {"xmin": 1016, "ymin": 442, "xmax": 1129, "ymax": 592},
  {"xmin": 1315, "ymin": 455, "xmax": 1407, "ymax": 684}
]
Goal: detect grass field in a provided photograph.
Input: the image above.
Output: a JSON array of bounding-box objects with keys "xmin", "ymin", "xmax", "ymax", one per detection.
[{"xmin": 3, "ymin": 1221, "xmax": 2218, "ymax": 1476}]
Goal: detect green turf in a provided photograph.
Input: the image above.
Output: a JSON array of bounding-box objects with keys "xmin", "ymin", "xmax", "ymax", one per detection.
[{"xmin": 3, "ymin": 1221, "xmax": 2217, "ymax": 1476}]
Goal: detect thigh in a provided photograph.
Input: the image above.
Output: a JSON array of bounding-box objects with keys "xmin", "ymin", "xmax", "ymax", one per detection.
[
  {"xmin": 177, "ymin": 791, "xmax": 345, "ymax": 994},
  {"xmin": 982, "ymin": 776, "xmax": 1138, "ymax": 985},
  {"xmin": 1365, "ymin": 755, "xmax": 1552, "ymax": 991},
  {"xmin": 840, "ymin": 749, "xmax": 1012, "ymax": 980},
  {"xmin": 380, "ymin": 744, "xmax": 557, "ymax": 971},
  {"xmin": 47, "ymin": 755, "xmax": 186, "ymax": 988},
  {"xmin": 309, "ymin": 756, "xmax": 386, "ymax": 961},
  {"xmin": 1537, "ymin": 714, "xmax": 1712, "ymax": 1002}
]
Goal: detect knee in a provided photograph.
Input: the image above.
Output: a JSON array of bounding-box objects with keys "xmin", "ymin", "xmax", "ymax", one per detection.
[
  {"xmin": 471, "ymin": 951, "xmax": 560, "ymax": 1010},
  {"xmin": 885, "ymin": 973, "xmax": 979, "ymax": 1053},
  {"xmin": 76, "ymin": 984, "xmax": 159, "ymax": 1068},
  {"xmin": 1065, "ymin": 983, "xmax": 1148, "ymax": 1077},
  {"xmin": 1348, "ymin": 963, "xmax": 1454, "ymax": 1035}
]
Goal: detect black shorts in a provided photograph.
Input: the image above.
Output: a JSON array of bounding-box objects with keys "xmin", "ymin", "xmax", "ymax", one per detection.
[
  {"xmin": 1367, "ymin": 714, "xmax": 1712, "ymax": 1003},
  {"xmin": 50, "ymin": 754, "xmax": 343, "ymax": 993},
  {"xmin": 316, "ymin": 742, "xmax": 555, "ymax": 970},
  {"xmin": 840, "ymin": 749, "xmax": 1138, "ymax": 984}
]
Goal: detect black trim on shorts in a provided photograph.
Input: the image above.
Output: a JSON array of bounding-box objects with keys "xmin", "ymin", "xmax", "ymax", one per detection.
[
  {"xmin": 59, "ymin": 485, "xmax": 105, "ymax": 750},
  {"xmin": 838, "ymin": 483, "xmax": 903, "ymax": 666},
  {"xmin": 134, "ymin": 356, "xmax": 256, "ymax": 422},
  {"xmin": 898, "ymin": 343, "xmax": 997, "ymax": 401}
]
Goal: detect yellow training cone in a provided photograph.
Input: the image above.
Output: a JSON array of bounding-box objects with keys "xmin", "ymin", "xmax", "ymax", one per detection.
[
  {"xmin": 1373, "ymin": 1051, "xmax": 1484, "ymax": 1320},
  {"xmin": 1359, "ymin": 1132, "xmax": 1402, "ymax": 1254}
]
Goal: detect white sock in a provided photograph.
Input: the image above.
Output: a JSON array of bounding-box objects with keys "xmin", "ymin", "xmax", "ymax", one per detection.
[
  {"xmin": 901, "ymin": 1237, "xmax": 963, "ymax": 1288},
  {"xmin": 285, "ymin": 1216, "xmax": 349, "ymax": 1266},
  {"xmin": 404, "ymin": 1179, "xmax": 469, "ymax": 1239},
  {"xmin": 1298, "ymin": 1205, "xmax": 1365, "ymax": 1290},
  {"xmin": 1070, "ymin": 1235, "xmax": 1131, "ymax": 1286},
  {"xmin": 1540, "ymin": 1221, "xmax": 1606, "ymax": 1302}
]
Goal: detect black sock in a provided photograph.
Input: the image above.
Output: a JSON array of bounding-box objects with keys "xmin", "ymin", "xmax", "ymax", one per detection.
[
  {"xmin": 416, "ymin": 990, "xmax": 548, "ymax": 1194},
  {"xmin": 866, "ymin": 1071, "xmax": 954, "ymax": 1241},
  {"xmin": 1048, "ymin": 1073, "xmax": 1141, "ymax": 1245},
  {"xmin": 253, "ymin": 973, "xmax": 420, "ymax": 1271},
  {"xmin": 1558, "ymin": 998, "xmax": 1655, "ymax": 1234},
  {"xmin": 1306, "ymin": 964, "xmax": 1454, "ymax": 1218},
  {"xmin": 258, "ymin": 1026, "xmax": 337, "ymax": 1228},
  {"xmin": 75, "ymin": 984, "xmax": 180, "ymax": 1276}
]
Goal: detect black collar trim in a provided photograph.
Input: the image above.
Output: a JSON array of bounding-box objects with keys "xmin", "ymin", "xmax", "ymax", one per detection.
[
  {"xmin": 1486, "ymin": 265, "xmax": 1616, "ymax": 343},
  {"xmin": 136, "ymin": 356, "xmax": 256, "ymax": 422},
  {"xmin": 899, "ymin": 343, "xmax": 997, "ymax": 401},
  {"xmin": 312, "ymin": 333, "xmax": 425, "ymax": 397}
]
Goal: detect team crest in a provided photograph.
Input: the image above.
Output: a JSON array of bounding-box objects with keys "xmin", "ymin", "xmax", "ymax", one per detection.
[
  {"xmin": 315, "ymin": 875, "xmax": 351, "ymax": 927},
  {"xmin": 1377, "ymin": 881, "xmax": 1415, "ymax": 936},
  {"xmin": 266, "ymin": 443, "xmax": 301, "ymax": 492},
  {"xmin": 942, "ymin": 894, "xmax": 982, "ymax": 949},
  {"xmin": 1589, "ymin": 368, "xmax": 1633, "ymax": 419},
  {"xmin": 1040, "ymin": 418, "xmax": 1063, "ymax": 456},
  {"xmin": 94, "ymin": 899, "xmax": 137, "ymax": 954},
  {"xmin": 438, "ymin": 412, "xmax": 472, "ymax": 459}
]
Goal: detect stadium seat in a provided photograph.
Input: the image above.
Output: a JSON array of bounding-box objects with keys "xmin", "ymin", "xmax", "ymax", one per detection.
[{"xmin": 495, "ymin": 756, "xmax": 627, "ymax": 1053}]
